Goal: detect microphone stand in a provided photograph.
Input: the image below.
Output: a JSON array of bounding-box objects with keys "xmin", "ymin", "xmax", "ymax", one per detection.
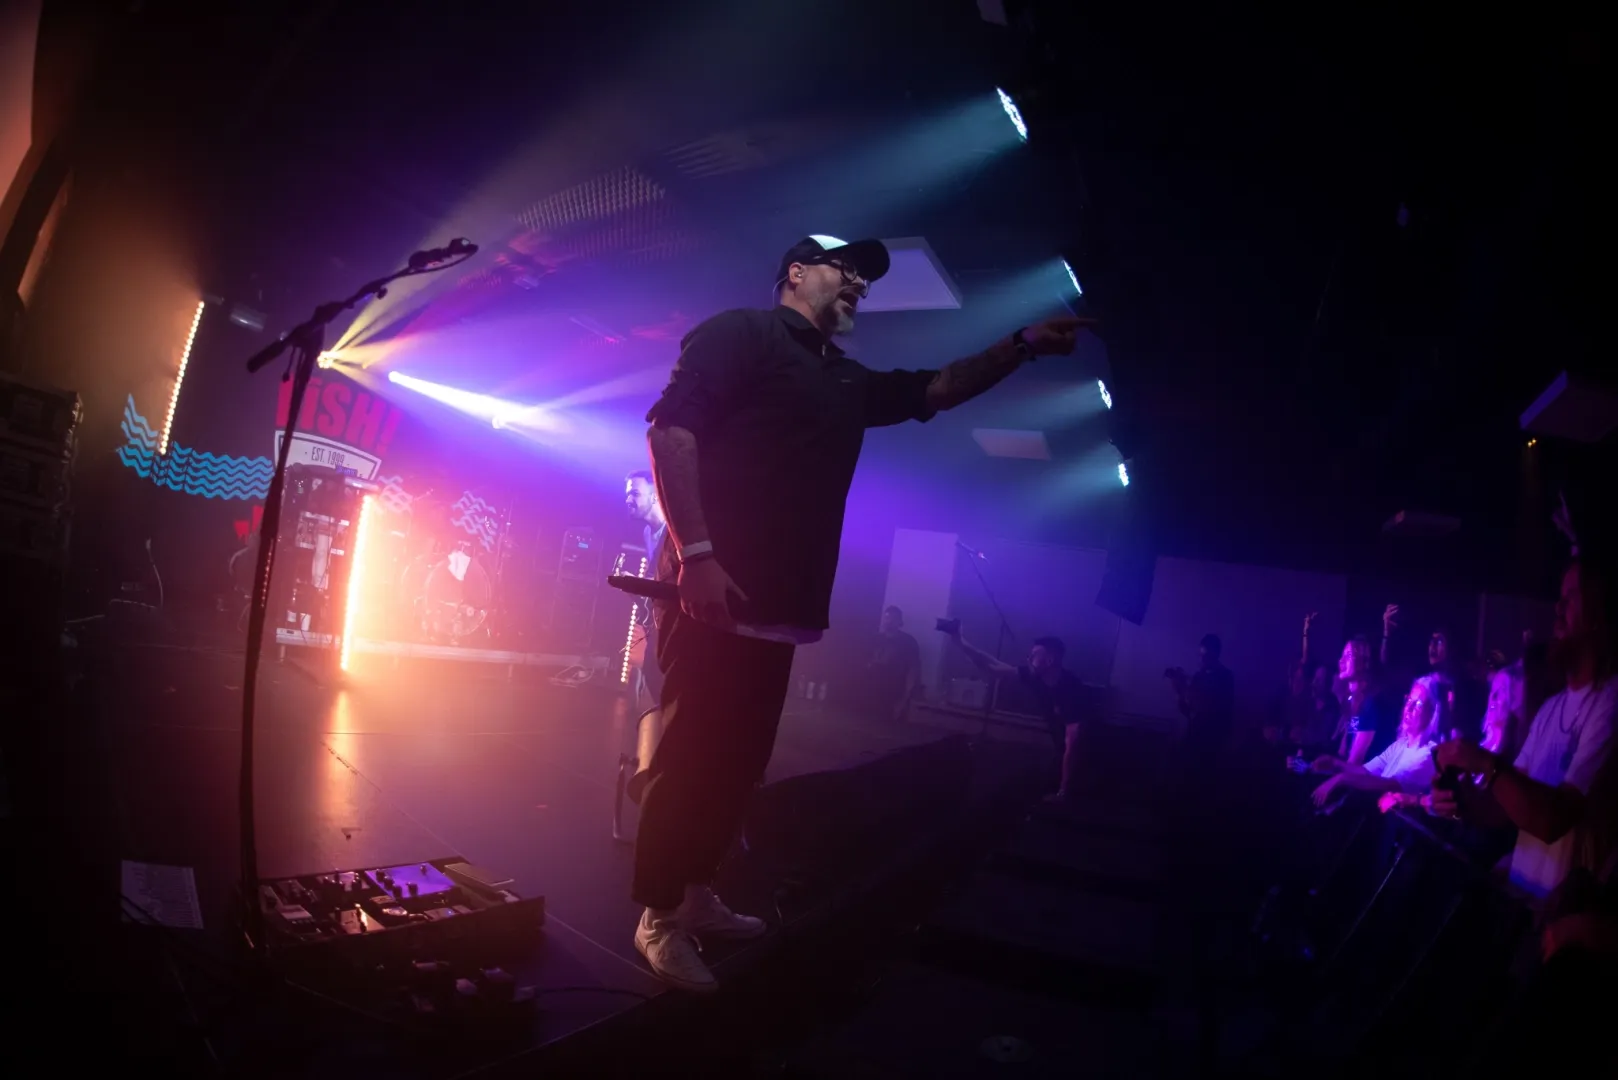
[
  {"xmin": 962, "ymin": 550, "xmax": 1016, "ymax": 738},
  {"xmin": 236, "ymin": 247, "xmax": 473, "ymax": 953}
]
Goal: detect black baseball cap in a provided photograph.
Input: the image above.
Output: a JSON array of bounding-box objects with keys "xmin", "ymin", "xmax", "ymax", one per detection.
[{"xmin": 774, "ymin": 235, "xmax": 891, "ymax": 291}]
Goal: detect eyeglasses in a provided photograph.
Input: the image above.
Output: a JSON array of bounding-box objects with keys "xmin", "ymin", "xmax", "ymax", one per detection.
[{"xmin": 817, "ymin": 259, "xmax": 870, "ymax": 297}]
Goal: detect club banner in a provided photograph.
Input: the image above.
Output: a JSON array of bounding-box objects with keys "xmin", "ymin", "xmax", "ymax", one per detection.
[
  {"xmin": 272, "ymin": 430, "xmax": 381, "ymax": 479},
  {"xmin": 275, "ymin": 373, "xmax": 402, "ymax": 464}
]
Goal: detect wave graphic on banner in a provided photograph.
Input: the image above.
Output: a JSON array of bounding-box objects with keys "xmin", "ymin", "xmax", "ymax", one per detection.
[
  {"xmin": 117, "ymin": 399, "xmax": 498, "ymax": 551},
  {"xmin": 374, "ymin": 479, "xmax": 497, "ymax": 553},
  {"xmin": 117, "ymin": 396, "xmax": 274, "ymax": 500},
  {"xmin": 450, "ymin": 492, "xmax": 499, "ymax": 552},
  {"xmin": 374, "ymin": 474, "xmax": 416, "ymax": 516}
]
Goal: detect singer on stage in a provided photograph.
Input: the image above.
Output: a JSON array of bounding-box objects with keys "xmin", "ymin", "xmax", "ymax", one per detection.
[{"xmin": 633, "ymin": 234, "xmax": 1090, "ymax": 991}]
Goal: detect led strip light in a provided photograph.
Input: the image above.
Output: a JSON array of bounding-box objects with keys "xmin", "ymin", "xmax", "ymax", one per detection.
[
  {"xmin": 158, "ymin": 300, "xmax": 206, "ymax": 456},
  {"xmin": 619, "ymin": 556, "xmax": 648, "ymax": 684},
  {"xmin": 339, "ymin": 496, "xmax": 376, "ymax": 672}
]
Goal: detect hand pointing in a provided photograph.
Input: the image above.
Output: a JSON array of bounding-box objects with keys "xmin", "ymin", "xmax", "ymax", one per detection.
[{"xmin": 1021, "ymin": 316, "xmax": 1098, "ymax": 357}]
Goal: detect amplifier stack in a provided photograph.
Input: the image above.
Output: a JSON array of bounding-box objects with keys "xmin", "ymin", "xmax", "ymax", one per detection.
[{"xmin": 0, "ymin": 371, "xmax": 81, "ymax": 568}]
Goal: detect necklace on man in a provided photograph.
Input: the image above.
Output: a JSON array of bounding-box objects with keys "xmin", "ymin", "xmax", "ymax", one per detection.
[{"xmin": 1556, "ymin": 683, "xmax": 1599, "ymax": 736}]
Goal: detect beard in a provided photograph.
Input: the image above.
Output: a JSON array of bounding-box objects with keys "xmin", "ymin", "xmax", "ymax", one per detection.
[{"xmin": 819, "ymin": 289, "xmax": 857, "ymax": 336}]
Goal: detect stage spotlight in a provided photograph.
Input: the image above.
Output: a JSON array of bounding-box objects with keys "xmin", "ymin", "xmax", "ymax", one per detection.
[
  {"xmin": 996, "ymin": 88, "xmax": 1028, "ymax": 142},
  {"xmin": 1118, "ymin": 461, "xmax": 1130, "ymax": 487},
  {"xmin": 1062, "ymin": 259, "xmax": 1084, "ymax": 297},
  {"xmin": 159, "ymin": 300, "xmax": 207, "ymax": 456},
  {"xmin": 388, "ymin": 370, "xmax": 518, "ymax": 427},
  {"xmin": 1098, "ymin": 380, "xmax": 1112, "ymax": 410},
  {"xmin": 492, "ymin": 405, "xmax": 540, "ymax": 431},
  {"xmin": 317, "ymin": 351, "xmax": 341, "ymax": 369},
  {"xmin": 340, "ymin": 495, "xmax": 376, "ymax": 672}
]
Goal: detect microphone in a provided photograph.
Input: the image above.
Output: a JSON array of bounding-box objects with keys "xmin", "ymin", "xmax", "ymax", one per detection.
[
  {"xmin": 244, "ymin": 335, "xmax": 290, "ymax": 374},
  {"xmin": 956, "ymin": 540, "xmax": 987, "ymax": 561},
  {"xmin": 608, "ymin": 575, "xmax": 677, "ymax": 603},
  {"xmin": 607, "ymin": 574, "xmax": 754, "ymax": 622},
  {"xmin": 408, "ymin": 238, "xmax": 478, "ymax": 270}
]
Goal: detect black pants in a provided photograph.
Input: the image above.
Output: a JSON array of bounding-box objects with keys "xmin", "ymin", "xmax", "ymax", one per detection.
[{"xmin": 632, "ymin": 613, "xmax": 795, "ymax": 910}]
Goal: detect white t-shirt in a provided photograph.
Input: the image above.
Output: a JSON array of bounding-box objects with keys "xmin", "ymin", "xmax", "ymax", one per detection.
[
  {"xmin": 1363, "ymin": 737, "xmax": 1438, "ymax": 792},
  {"xmin": 1508, "ymin": 680, "xmax": 1618, "ymax": 898}
]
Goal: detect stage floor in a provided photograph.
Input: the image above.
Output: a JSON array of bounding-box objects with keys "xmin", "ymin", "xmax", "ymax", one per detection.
[{"xmin": 96, "ymin": 639, "xmax": 1054, "ymax": 1074}]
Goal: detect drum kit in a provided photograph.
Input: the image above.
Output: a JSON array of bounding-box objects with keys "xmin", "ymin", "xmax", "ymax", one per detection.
[{"xmin": 383, "ymin": 490, "xmax": 509, "ymax": 646}]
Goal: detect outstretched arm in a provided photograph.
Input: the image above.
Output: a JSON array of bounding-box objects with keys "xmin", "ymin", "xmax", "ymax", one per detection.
[
  {"xmin": 924, "ymin": 317, "xmax": 1094, "ymax": 412},
  {"xmin": 1334, "ymin": 767, "xmax": 1402, "ymax": 795},
  {"xmin": 925, "ymin": 339, "xmax": 1027, "ymax": 412},
  {"xmin": 1553, "ymin": 491, "xmax": 1579, "ymax": 558},
  {"xmin": 954, "ymin": 634, "xmax": 1019, "ymax": 679}
]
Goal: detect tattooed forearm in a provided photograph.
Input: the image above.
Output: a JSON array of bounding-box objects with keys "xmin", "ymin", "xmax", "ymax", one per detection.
[
  {"xmin": 646, "ymin": 424, "xmax": 709, "ymax": 549},
  {"xmin": 925, "ymin": 338, "xmax": 1025, "ymax": 411}
]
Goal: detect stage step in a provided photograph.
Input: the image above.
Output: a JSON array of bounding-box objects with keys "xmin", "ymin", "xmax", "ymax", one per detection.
[
  {"xmin": 995, "ymin": 815, "xmax": 1168, "ymax": 902},
  {"xmin": 916, "ymin": 868, "xmax": 1163, "ymax": 1008},
  {"xmin": 1029, "ymin": 793, "xmax": 1173, "ymax": 839}
]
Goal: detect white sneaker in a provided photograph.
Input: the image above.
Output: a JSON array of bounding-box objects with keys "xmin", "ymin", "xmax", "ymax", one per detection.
[
  {"xmin": 678, "ymin": 886, "xmax": 768, "ymax": 940},
  {"xmin": 634, "ymin": 909, "xmax": 717, "ymax": 993}
]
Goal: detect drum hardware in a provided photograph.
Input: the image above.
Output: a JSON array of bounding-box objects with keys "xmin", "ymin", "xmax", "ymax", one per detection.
[
  {"xmin": 415, "ymin": 540, "xmax": 492, "ymax": 644},
  {"xmin": 375, "ymin": 489, "xmax": 515, "ymax": 647},
  {"xmin": 479, "ymin": 504, "xmax": 518, "ymax": 644}
]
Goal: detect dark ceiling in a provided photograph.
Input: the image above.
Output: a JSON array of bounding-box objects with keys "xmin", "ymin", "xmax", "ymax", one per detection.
[{"xmin": 69, "ymin": 1, "xmax": 1608, "ymax": 584}]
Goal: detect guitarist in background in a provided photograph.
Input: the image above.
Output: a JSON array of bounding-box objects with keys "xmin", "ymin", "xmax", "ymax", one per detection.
[{"xmin": 625, "ymin": 470, "xmax": 668, "ymax": 706}]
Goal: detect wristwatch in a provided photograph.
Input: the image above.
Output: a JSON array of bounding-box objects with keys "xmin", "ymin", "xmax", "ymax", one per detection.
[{"xmin": 1012, "ymin": 328, "xmax": 1033, "ymax": 361}]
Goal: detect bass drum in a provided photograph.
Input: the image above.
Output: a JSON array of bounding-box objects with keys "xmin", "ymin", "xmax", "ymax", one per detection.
[
  {"xmin": 416, "ymin": 547, "xmax": 493, "ymax": 643},
  {"xmin": 395, "ymin": 554, "xmax": 438, "ymax": 639}
]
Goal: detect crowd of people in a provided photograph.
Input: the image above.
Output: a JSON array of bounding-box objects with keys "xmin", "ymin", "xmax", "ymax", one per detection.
[
  {"xmin": 890, "ymin": 509, "xmax": 1615, "ymax": 1066},
  {"xmin": 1244, "ymin": 528, "xmax": 1618, "ymax": 1067},
  {"xmin": 1265, "ymin": 553, "xmax": 1616, "ymax": 906}
]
